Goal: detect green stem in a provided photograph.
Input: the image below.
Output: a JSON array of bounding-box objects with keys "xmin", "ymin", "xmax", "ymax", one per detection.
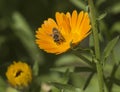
[
  {"xmin": 96, "ymin": 62, "xmax": 104, "ymax": 92},
  {"xmin": 88, "ymin": 0, "xmax": 104, "ymax": 92}
]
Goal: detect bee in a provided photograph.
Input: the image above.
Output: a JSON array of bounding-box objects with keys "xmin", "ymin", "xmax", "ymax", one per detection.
[{"xmin": 52, "ymin": 28, "xmax": 65, "ymax": 44}]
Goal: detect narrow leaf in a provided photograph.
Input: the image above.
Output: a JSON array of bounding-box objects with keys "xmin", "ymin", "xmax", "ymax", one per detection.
[
  {"xmin": 110, "ymin": 2, "xmax": 120, "ymax": 13},
  {"xmin": 51, "ymin": 82, "xmax": 82, "ymax": 92},
  {"xmin": 73, "ymin": 52, "xmax": 95, "ymax": 68},
  {"xmin": 32, "ymin": 60, "xmax": 39, "ymax": 76},
  {"xmin": 83, "ymin": 72, "xmax": 95, "ymax": 90},
  {"xmin": 69, "ymin": 0, "xmax": 86, "ymax": 11},
  {"xmin": 10, "ymin": 11, "xmax": 43, "ymax": 62},
  {"xmin": 102, "ymin": 36, "xmax": 119, "ymax": 61},
  {"xmin": 111, "ymin": 22, "xmax": 120, "ymax": 34},
  {"xmin": 113, "ymin": 78, "xmax": 120, "ymax": 86},
  {"xmin": 75, "ymin": 66, "xmax": 95, "ymax": 72},
  {"xmin": 63, "ymin": 69, "xmax": 70, "ymax": 84},
  {"xmin": 51, "ymin": 82, "xmax": 74, "ymax": 90},
  {"xmin": 0, "ymin": 76, "xmax": 6, "ymax": 92},
  {"xmin": 97, "ymin": 12, "xmax": 107, "ymax": 21}
]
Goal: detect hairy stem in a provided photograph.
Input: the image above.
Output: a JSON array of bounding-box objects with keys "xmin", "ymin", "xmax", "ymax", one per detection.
[{"xmin": 88, "ymin": 0, "xmax": 104, "ymax": 92}]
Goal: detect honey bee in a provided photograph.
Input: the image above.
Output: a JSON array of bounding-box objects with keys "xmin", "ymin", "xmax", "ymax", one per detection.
[{"xmin": 52, "ymin": 28, "xmax": 65, "ymax": 44}]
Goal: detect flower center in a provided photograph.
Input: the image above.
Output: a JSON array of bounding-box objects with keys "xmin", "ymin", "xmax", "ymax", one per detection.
[
  {"xmin": 52, "ymin": 28, "xmax": 65, "ymax": 45},
  {"xmin": 15, "ymin": 70, "xmax": 23, "ymax": 77}
]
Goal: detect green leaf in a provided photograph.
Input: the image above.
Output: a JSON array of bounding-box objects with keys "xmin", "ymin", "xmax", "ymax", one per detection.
[
  {"xmin": 112, "ymin": 84, "xmax": 120, "ymax": 92},
  {"xmin": 62, "ymin": 69, "xmax": 71, "ymax": 84},
  {"xmin": 55, "ymin": 54, "xmax": 89, "ymax": 67},
  {"xmin": 73, "ymin": 52, "xmax": 95, "ymax": 68},
  {"xmin": 102, "ymin": 36, "xmax": 119, "ymax": 61},
  {"xmin": 89, "ymin": 33, "xmax": 94, "ymax": 47},
  {"xmin": 75, "ymin": 67, "xmax": 95, "ymax": 72},
  {"xmin": 55, "ymin": 53, "xmax": 95, "ymax": 70},
  {"xmin": 10, "ymin": 11, "xmax": 43, "ymax": 62},
  {"xmin": 6, "ymin": 87, "xmax": 19, "ymax": 92},
  {"xmin": 110, "ymin": 21, "xmax": 120, "ymax": 34},
  {"xmin": 113, "ymin": 39, "xmax": 120, "ymax": 63},
  {"xmin": 55, "ymin": 54, "xmax": 82, "ymax": 66},
  {"xmin": 50, "ymin": 68, "xmax": 71, "ymax": 84},
  {"xmin": 51, "ymin": 86, "xmax": 61, "ymax": 92},
  {"xmin": 96, "ymin": 0, "xmax": 106, "ymax": 7},
  {"xmin": 113, "ymin": 78, "xmax": 120, "ymax": 86},
  {"xmin": 32, "ymin": 60, "xmax": 39, "ymax": 76},
  {"xmin": 50, "ymin": 66, "xmax": 74, "ymax": 73},
  {"xmin": 97, "ymin": 12, "xmax": 107, "ymax": 21},
  {"xmin": 83, "ymin": 72, "xmax": 95, "ymax": 90},
  {"xmin": 0, "ymin": 36, "xmax": 6, "ymax": 47},
  {"xmin": 110, "ymin": 2, "xmax": 120, "ymax": 13},
  {"xmin": 0, "ymin": 76, "xmax": 7, "ymax": 92},
  {"xmin": 51, "ymin": 82, "xmax": 82, "ymax": 92},
  {"xmin": 69, "ymin": 0, "xmax": 86, "ymax": 11}
]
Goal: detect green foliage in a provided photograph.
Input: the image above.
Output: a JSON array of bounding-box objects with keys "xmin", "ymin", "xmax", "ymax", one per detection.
[
  {"xmin": 69, "ymin": 0, "xmax": 86, "ymax": 11},
  {"xmin": 111, "ymin": 22, "xmax": 120, "ymax": 34},
  {"xmin": 97, "ymin": 12, "xmax": 107, "ymax": 21},
  {"xmin": 0, "ymin": 76, "xmax": 6, "ymax": 92},
  {"xmin": 0, "ymin": 0, "xmax": 120, "ymax": 92},
  {"xmin": 51, "ymin": 82, "xmax": 82, "ymax": 92},
  {"xmin": 102, "ymin": 36, "xmax": 119, "ymax": 62},
  {"xmin": 10, "ymin": 12, "xmax": 43, "ymax": 62}
]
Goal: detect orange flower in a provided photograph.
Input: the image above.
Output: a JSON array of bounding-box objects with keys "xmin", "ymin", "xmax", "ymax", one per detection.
[{"xmin": 35, "ymin": 10, "xmax": 91, "ymax": 54}]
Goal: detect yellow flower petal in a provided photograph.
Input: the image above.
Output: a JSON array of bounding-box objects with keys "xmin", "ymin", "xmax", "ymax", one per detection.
[
  {"xmin": 76, "ymin": 11, "xmax": 84, "ymax": 32},
  {"xmin": 71, "ymin": 10, "xmax": 78, "ymax": 31}
]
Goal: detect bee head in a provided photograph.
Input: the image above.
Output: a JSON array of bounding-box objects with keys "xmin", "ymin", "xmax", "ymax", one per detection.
[{"xmin": 52, "ymin": 28, "xmax": 58, "ymax": 33}]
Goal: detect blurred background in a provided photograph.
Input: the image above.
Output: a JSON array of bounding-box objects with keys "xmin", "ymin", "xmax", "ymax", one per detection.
[{"xmin": 0, "ymin": 0, "xmax": 120, "ymax": 92}]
